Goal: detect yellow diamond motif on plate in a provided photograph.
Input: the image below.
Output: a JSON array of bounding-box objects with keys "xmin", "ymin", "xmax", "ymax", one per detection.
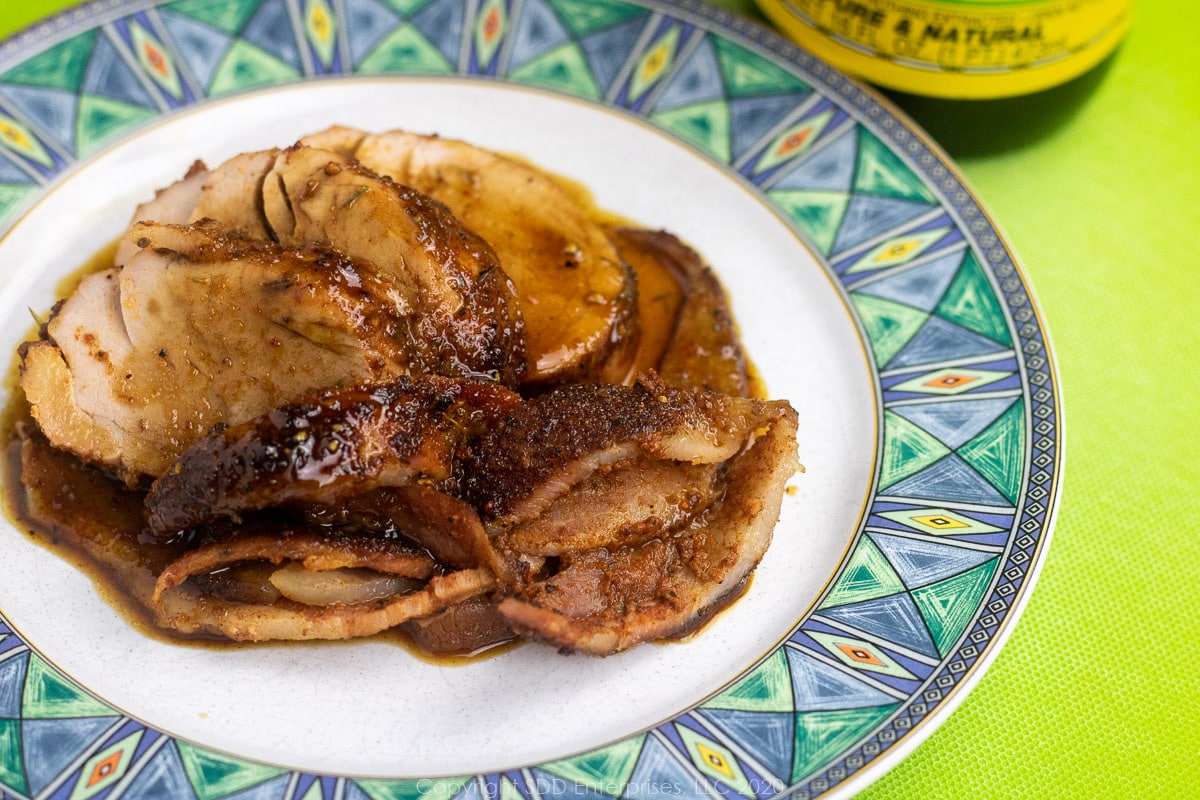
[
  {"xmin": 0, "ymin": 115, "xmax": 52, "ymax": 167},
  {"xmin": 846, "ymin": 226, "xmax": 951, "ymax": 273},
  {"xmin": 879, "ymin": 507, "xmax": 1004, "ymax": 537},
  {"xmin": 676, "ymin": 725, "xmax": 756, "ymax": 795},
  {"xmin": 475, "ymin": 0, "xmax": 508, "ymax": 67},
  {"xmin": 628, "ymin": 26, "xmax": 680, "ymax": 102},
  {"xmin": 305, "ymin": 0, "xmax": 337, "ymax": 67},
  {"xmin": 913, "ymin": 513, "xmax": 971, "ymax": 530}
]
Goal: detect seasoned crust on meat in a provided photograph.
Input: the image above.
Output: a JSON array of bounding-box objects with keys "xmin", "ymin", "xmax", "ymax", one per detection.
[
  {"xmin": 12, "ymin": 127, "xmax": 801, "ymax": 657},
  {"xmin": 460, "ymin": 377, "xmax": 767, "ymax": 523},
  {"xmin": 301, "ymin": 126, "xmax": 639, "ymax": 385},
  {"xmin": 145, "ymin": 375, "xmax": 521, "ymax": 536},
  {"xmin": 459, "ymin": 378, "xmax": 799, "ymax": 656},
  {"xmin": 21, "ymin": 145, "xmax": 528, "ymax": 484}
]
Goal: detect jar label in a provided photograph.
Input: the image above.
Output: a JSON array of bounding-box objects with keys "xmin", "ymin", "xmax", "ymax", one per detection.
[{"xmin": 758, "ymin": 0, "xmax": 1131, "ymax": 97}]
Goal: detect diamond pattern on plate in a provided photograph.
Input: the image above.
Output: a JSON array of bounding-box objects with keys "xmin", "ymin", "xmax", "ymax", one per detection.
[
  {"xmin": 69, "ymin": 728, "xmax": 146, "ymax": 800},
  {"xmin": 674, "ymin": 721, "xmax": 758, "ymax": 796},
  {"xmin": 876, "ymin": 506, "xmax": 1005, "ymax": 538},
  {"xmin": 24, "ymin": 717, "xmax": 122, "ymax": 796},
  {"xmin": 470, "ymin": 0, "xmax": 510, "ymax": 74},
  {"xmin": 123, "ymin": 16, "xmax": 189, "ymax": 102},
  {"xmin": 0, "ymin": 1, "xmax": 1058, "ymax": 797},
  {"xmin": 303, "ymin": 0, "xmax": 339, "ymax": 71},
  {"xmin": 805, "ymin": 630, "xmax": 917, "ymax": 680},
  {"xmin": 886, "ymin": 365, "xmax": 1014, "ymax": 398},
  {"xmin": 0, "ymin": 111, "xmax": 54, "ymax": 171},
  {"xmin": 619, "ymin": 18, "xmax": 686, "ymax": 110},
  {"xmin": 698, "ymin": 708, "xmax": 795, "ymax": 787}
]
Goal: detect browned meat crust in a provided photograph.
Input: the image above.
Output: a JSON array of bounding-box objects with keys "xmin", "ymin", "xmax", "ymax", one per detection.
[
  {"xmin": 13, "ymin": 128, "xmax": 801, "ymax": 657},
  {"xmin": 608, "ymin": 227, "xmax": 750, "ymax": 397},
  {"xmin": 460, "ymin": 377, "xmax": 767, "ymax": 523},
  {"xmin": 494, "ymin": 396, "xmax": 798, "ymax": 655},
  {"xmin": 145, "ymin": 375, "xmax": 520, "ymax": 536},
  {"xmin": 300, "ymin": 127, "xmax": 638, "ymax": 386}
]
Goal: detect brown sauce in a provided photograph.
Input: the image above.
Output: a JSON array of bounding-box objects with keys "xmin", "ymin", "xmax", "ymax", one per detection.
[
  {"xmin": 3, "ymin": 181, "xmax": 759, "ymax": 662},
  {"xmin": 4, "ymin": 423, "xmax": 524, "ymax": 663},
  {"xmin": 1, "ymin": 240, "xmax": 518, "ymax": 662}
]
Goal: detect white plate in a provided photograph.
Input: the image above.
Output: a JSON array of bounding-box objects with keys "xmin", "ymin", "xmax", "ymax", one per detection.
[{"xmin": 0, "ymin": 1, "xmax": 1061, "ymax": 797}]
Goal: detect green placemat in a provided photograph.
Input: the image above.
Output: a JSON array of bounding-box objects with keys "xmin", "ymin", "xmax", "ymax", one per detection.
[
  {"xmin": 860, "ymin": 0, "xmax": 1200, "ymax": 796},
  {"xmin": 3, "ymin": 1, "xmax": 1198, "ymax": 796}
]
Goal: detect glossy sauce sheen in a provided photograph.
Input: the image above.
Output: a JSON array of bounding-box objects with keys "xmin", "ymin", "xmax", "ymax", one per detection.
[
  {"xmin": 3, "ymin": 170, "xmax": 762, "ymax": 661},
  {"xmin": 4, "ymin": 428, "xmax": 525, "ymax": 662}
]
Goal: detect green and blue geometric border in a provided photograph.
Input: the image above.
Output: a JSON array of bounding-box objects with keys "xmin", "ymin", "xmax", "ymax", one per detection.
[{"xmin": 0, "ymin": 1, "xmax": 1062, "ymax": 798}]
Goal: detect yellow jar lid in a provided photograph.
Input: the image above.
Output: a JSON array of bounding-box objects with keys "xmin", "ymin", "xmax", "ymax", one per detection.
[{"xmin": 756, "ymin": 0, "xmax": 1132, "ymax": 98}]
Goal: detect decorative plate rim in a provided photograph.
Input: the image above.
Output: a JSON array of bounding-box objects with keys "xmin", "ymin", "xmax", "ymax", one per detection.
[{"xmin": 0, "ymin": 0, "xmax": 1063, "ymax": 798}]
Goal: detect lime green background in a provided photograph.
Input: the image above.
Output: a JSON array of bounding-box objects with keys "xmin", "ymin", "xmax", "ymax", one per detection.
[{"xmin": 3, "ymin": 0, "xmax": 1198, "ymax": 796}]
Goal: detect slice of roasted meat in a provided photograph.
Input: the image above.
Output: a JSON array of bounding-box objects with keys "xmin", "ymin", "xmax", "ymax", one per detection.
[
  {"xmin": 257, "ymin": 145, "xmax": 526, "ymax": 382},
  {"xmin": 136, "ymin": 375, "xmax": 797, "ymax": 655},
  {"xmin": 112, "ymin": 158, "xmax": 209, "ymax": 266},
  {"xmin": 22, "ymin": 226, "xmax": 413, "ymax": 482},
  {"xmin": 300, "ymin": 126, "xmax": 639, "ymax": 385},
  {"xmin": 115, "ymin": 145, "xmax": 528, "ymax": 378},
  {"xmin": 144, "ymin": 375, "xmax": 521, "ymax": 536},
  {"xmin": 15, "ymin": 423, "xmax": 500, "ymax": 644},
  {"xmin": 401, "ymin": 594, "xmax": 516, "ymax": 657},
  {"xmin": 156, "ymin": 554, "xmax": 497, "ymax": 643},
  {"xmin": 121, "ymin": 143, "xmax": 527, "ymax": 384},
  {"xmin": 151, "ymin": 529, "xmax": 497, "ymax": 642},
  {"xmin": 495, "ymin": 407, "xmax": 797, "ymax": 655},
  {"xmin": 461, "ymin": 378, "xmax": 799, "ymax": 656},
  {"xmin": 300, "ymin": 484, "xmax": 510, "ymax": 578},
  {"xmin": 13, "ymin": 127, "xmax": 801, "ymax": 658},
  {"xmin": 22, "ymin": 146, "xmax": 525, "ymax": 484},
  {"xmin": 607, "ymin": 227, "xmax": 751, "ymax": 397}
]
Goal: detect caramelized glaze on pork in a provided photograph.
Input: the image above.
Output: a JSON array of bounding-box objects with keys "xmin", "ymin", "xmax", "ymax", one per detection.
[
  {"xmin": 145, "ymin": 375, "xmax": 520, "ymax": 535},
  {"xmin": 301, "ymin": 127, "xmax": 639, "ymax": 385},
  {"xmin": 11, "ymin": 127, "xmax": 800, "ymax": 658}
]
